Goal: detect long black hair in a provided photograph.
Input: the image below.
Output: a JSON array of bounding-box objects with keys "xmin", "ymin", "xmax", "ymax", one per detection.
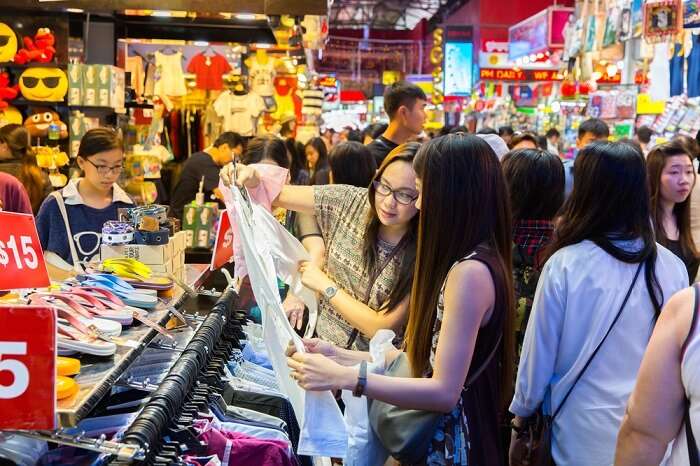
[
  {"xmin": 362, "ymin": 142, "xmax": 420, "ymax": 313},
  {"xmin": 545, "ymin": 141, "xmax": 663, "ymax": 317}
]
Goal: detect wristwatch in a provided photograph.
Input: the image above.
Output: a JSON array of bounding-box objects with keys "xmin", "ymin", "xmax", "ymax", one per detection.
[
  {"xmin": 323, "ymin": 285, "xmax": 338, "ymax": 300},
  {"xmin": 353, "ymin": 360, "xmax": 368, "ymax": 397}
]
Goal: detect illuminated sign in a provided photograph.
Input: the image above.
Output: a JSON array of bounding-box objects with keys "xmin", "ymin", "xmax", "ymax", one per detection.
[
  {"xmin": 479, "ymin": 68, "xmax": 562, "ymax": 81},
  {"xmin": 444, "ymin": 42, "xmax": 474, "ymax": 95}
]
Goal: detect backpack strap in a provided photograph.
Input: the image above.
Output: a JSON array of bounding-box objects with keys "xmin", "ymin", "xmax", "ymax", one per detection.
[{"xmin": 50, "ymin": 191, "xmax": 83, "ymax": 273}]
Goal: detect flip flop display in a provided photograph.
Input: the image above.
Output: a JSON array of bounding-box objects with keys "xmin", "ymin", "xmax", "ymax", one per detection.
[
  {"xmin": 100, "ymin": 258, "xmax": 175, "ymax": 291},
  {"xmin": 57, "ymin": 357, "xmax": 81, "ymax": 376},
  {"xmin": 77, "ymin": 274, "xmax": 159, "ymax": 309}
]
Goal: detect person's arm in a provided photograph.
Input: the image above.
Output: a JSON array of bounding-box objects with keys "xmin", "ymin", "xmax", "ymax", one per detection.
[
  {"xmin": 221, "ymin": 163, "xmax": 315, "ymax": 213},
  {"xmin": 615, "ymin": 288, "xmax": 692, "ymax": 466},
  {"xmin": 299, "ymin": 261, "xmax": 409, "ymax": 338},
  {"xmin": 289, "ymin": 260, "xmax": 495, "ymax": 412},
  {"xmin": 509, "ymin": 258, "xmax": 566, "ymax": 420},
  {"xmin": 301, "ymin": 236, "xmax": 325, "ymax": 267}
]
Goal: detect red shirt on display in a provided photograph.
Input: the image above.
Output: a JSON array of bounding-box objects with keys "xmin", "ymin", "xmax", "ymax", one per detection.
[{"xmin": 187, "ymin": 53, "xmax": 232, "ymax": 91}]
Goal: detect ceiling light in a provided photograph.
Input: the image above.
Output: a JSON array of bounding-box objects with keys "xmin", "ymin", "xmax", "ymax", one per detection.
[
  {"xmin": 193, "ymin": 41, "xmax": 209, "ymax": 47},
  {"xmin": 66, "ymin": 8, "xmax": 84, "ymax": 13},
  {"xmin": 236, "ymin": 13, "xmax": 257, "ymax": 21},
  {"xmin": 152, "ymin": 11, "xmax": 172, "ymax": 17},
  {"xmin": 256, "ymin": 43, "xmax": 272, "ymax": 49}
]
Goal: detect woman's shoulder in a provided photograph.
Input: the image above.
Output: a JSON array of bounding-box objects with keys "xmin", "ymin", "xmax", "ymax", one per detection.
[{"xmin": 656, "ymin": 242, "xmax": 691, "ymax": 281}]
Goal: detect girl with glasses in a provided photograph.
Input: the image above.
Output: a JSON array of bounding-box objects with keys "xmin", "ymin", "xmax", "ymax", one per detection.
[
  {"xmin": 224, "ymin": 143, "xmax": 420, "ymax": 350},
  {"xmin": 36, "ymin": 128, "xmax": 131, "ymax": 278}
]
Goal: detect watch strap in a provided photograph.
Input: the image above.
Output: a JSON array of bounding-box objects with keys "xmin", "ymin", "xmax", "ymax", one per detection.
[{"xmin": 353, "ymin": 360, "xmax": 368, "ymax": 397}]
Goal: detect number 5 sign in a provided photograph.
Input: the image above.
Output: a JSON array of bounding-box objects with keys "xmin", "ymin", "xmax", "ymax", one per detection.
[
  {"xmin": 0, "ymin": 306, "xmax": 57, "ymax": 429},
  {"xmin": 0, "ymin": 211, "xmax": 50, "ymax": 290}
]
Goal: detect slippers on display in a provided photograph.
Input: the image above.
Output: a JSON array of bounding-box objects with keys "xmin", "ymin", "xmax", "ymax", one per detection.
[
  {"xmin": 57, "ymin": 356, "xmax": 81, "ymax": 376},
  {"xmin": 101, "ymin": 259, "xmax": 176, "ymax": 291},
  {"xmin": 56, "ymin": 375, "xmax": 79, "ymax": 400},
  {"xmin": 77, "ymin": 274, "xmax": 159, "ymax": 309},
  {"xmin": 29, "ymin": 293, "xmax": 123, "ymax": 337},
  {"xmin": 55, "ymin": 290, "xmax": 134, "ymax": 326},
  {"xmin": 57, "ymin": 323, "xmax": 118, "ymax": 357}
]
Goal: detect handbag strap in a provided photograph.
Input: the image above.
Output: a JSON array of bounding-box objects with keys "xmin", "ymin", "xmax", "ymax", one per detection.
[
  {"xmin": 345, "ymin": 238, "xmax": 407, "ymax": 349},
  {"xmin": 50, "ymin": 191, "xmax": 83, "ymax": 273},
  {"xmin": 465, "ymin": 332, "xmax": 502, "ymax": 388},
  {"xmin": 683, "ymin": 283, "xmax": 700, "ymax": 466},
  {"xmin": 552, "ymin": 260, "xmax": 643, "ymax": 420}
]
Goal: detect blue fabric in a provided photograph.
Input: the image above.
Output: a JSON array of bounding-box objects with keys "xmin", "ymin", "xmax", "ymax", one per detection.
[
  {"xmin": 242, "ymin": 341, "xmax": 273, "ymax": 370},
  {"xmin": 689, "ymin": 34, "xmax": 700, "ymax": 98},
  {"xmin": 35, "ymin": 194, "xmax": 131, "ymax": 265},
  {"xmin": 670, "ymin": 43, "xmax": 685, "ymax": 97},
  {"xmin": 562, "ymin": 158, "xmax": 574, "ymax": 198}
]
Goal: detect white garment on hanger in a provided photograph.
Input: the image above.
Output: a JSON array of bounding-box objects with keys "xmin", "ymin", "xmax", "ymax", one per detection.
[
  {"xmin": 648, "ymin": 43, "xmax": 671, "ymax": 101},
  {"xmin": 220, "ymin": 181, "xmax": 347, "ymax": 458},
  {"xmin": 154, "ymin": 51, "xmax": 187, "ymax": 97}
]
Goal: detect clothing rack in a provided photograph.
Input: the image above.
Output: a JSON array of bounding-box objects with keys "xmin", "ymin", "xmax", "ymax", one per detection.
[{"xmin": 112, "ymin": 287, "xmax": 246, "ymax": 465}]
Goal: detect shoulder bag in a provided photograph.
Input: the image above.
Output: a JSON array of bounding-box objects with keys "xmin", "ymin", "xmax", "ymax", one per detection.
[
  {"xmin": 368, "ymin": 334, "xmax": 502, "ymax": 464},
  {"xmin": 44, "ymin": 191, "xmax": 84, "ymax": 274},
  {"xmin": 510, "ymin": 261, "xmax": 643, "ymax": 466}
]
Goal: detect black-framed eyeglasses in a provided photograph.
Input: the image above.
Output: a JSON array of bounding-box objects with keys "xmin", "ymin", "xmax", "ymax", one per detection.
[
  {"xmin": 84, "ymin": 158, "xmax": 124, "ymax": 176},
  {"xmin": 373, "ymin": 180, "xmax": 418, "ymax": 205}
]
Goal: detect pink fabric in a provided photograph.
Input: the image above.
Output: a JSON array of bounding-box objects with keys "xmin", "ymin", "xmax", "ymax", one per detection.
[
  {"xmin": 219, "ymin": 163, "xmax": 289, "ymax": 279},
  {"xmin": 200, "ymin": 426, "xmax": 297, "ymax": 466}
]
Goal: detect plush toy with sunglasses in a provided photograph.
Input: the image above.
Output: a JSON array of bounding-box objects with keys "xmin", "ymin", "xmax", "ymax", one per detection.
[
  {"xmin": 14, "ymin": 28, "xmax": 55, "ymax": 65},
  {"xmin": 19, "ymin": 67, "xmax": 68, "ymax": 102}
]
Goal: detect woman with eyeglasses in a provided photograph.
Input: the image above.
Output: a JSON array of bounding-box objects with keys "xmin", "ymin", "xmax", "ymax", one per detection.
[
  {"xmin": 224, "ymin": 143, "xmax": 420, "ymax": 350},
  {"xmin": 36, "ymin": 128, "xmax": 132, "ymax": 279}
]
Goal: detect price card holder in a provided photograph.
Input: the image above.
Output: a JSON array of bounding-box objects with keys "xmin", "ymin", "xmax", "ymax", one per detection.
[
  {"xmin": 0, "ymin": 211, "xmax": 50, "ymax": 290},
  {"xmin": 0, "ymin": 305, "xmax": 57, "ymax": 429},
  {"xmin": 210, "ymin": 211, "xmax": 233, "ymax": 271}
]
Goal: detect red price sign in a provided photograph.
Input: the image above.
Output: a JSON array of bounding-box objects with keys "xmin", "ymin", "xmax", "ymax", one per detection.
[
  {"xmin": 0, "ymin": 305, "xmax": 56, "ymax": 429},
  {"xmin": 0, "ymin": 211, "xmax": 50, "ymax": 290},
  {"xmin": 210, "ymin": 210, "xmax": 234, "ymax": 270}
]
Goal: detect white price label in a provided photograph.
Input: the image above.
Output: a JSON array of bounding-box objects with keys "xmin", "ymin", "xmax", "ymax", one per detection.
[
  {"xmin": 0, "ymin": 342, "xmax": 29, "ymax": 399},
  {"xmin": 0, "ymin": 235, "xmax": 39, "ymax": 270}
]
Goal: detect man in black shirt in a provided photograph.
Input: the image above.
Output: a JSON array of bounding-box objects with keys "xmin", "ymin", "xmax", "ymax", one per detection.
[
  {"xmin": 367, "ymin": 81, "xmax": 427, "ymax": 165},
  {"xmin": 171, "ymin": 132, "xmax": 243, "ymax": 220}
]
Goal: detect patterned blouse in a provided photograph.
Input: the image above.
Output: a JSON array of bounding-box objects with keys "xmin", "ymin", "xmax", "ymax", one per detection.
[{"xmin": 313, "ymin": 185, "xmax": 404, "ymax": 350}]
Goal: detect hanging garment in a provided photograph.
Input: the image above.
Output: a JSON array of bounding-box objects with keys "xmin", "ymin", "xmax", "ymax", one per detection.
[
  {"xmin": 219, "ymin": 180, "xmax": 348, "ymax": 458},
  {"xmin": 688, "ymin": 32, "xmax": 700, "ymax": 98},
  {"xmin": 214, "ymin": 91, "xmax": 267, "ymax": 137},
  {"xmin": 187, "ymin": 53, "xmax": 232, "ymax": 91},
  {"xmin": 125, "ymin": 55, "xmax": 145, "ymax": 98},
  {"xmin": 154, "ymin": 51, "xmax": 187, "ymax": 97},
  {"xmin": 670, "ymin": 42, "xmax": 685, "ymax": 97},
  {"xmin": 249, "ymin": 58, "xmax": 276, "ymax": 97},
  {"xmin": 649, "ymin": 43, "xmax": 671, "ymax": 101},
  {"xmin": 301, "ymin": 88, "xmax": 323, "ymax": 116}
]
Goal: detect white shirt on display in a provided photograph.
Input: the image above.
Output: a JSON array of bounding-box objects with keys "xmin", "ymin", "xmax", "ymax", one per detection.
[{"xmin": 213, "ymin": 91, "xmax": 266, "ymax": 137}]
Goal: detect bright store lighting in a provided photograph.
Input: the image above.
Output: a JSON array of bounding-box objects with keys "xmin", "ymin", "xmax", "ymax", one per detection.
[
  {"xmin": 255, "ymin": 43, "xmax": 272, "ymax": 49},
  {"xmin": 236, "ymin": 13, "xmax": 257, "ymax": 20},
  {"xmin": 193, "ymin": 41, "xmax": 209, "ymax": 46},
  {"xmin": 152, "ymin": 11, "xmax": 172, "ymax": 17},
  {"xmin": 66, "ymin": 8, "xmax": 84, "ymax": 13},
  {"xmin": 606, "ymin": 64, "xmax": 618, "ymax": 77}
]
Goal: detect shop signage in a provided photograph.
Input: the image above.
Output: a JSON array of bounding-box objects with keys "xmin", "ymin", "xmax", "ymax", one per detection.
[
  {"xmin": 0, "ymin": 212, "xmax": 50, "ymax": 290},
  {"xmin": 445, "ymin": 26, "xmax": 474, "ymax": 42},
  {"xmin": 479, "ymin": 68, "xmax": 562, "ymax": 82},
  {"xmin": 509, "ymin": 6, "xmax": 574, "ymax": 61},
  {"xmin": 210, "ymin": 211, "xmax": 233, "ymax": 271},
  {"xmin": 318, "ymin": 76, "xmax": 337, "ymax": 88},
  {"xmin": 0, "ymin": 305, "xmax": 56, "ymax": 430}
]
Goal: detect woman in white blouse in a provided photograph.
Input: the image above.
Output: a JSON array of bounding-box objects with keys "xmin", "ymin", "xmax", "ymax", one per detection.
[{"xmin": 509, "ymin": 142, "xmax": 689, "ymax": 466}]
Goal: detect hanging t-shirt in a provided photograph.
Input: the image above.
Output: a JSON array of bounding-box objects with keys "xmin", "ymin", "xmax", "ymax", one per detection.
[
  {"xmin": 187, "ymin": 53, "xmax": 232, "ymax": 91},
  {"xmin": 154, "ymin": 51, "xmax": 187, "ymax": 97},
  {"xmin": 248, "ymin": 59, "xmax": 276, "ymax": 97},
  {"xmin": 125, "ymin": 55, "xmax": 145, "ymax": 97},
  {"xmin": 213, "ymin": 91, "xmax": 266, "ymax": 137}
]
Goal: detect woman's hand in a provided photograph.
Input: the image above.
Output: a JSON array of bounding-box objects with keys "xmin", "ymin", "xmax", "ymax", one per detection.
[
  {"xmin": 299, "ymin": 261, "xmax": 334, "ymax": 294},
  {"xmin": 301, "ymin": 338, "xmax": 337, "ymax": 358},
  {"xmin": 220, "ymin": 163, "xmax": 260, "ymax": 188},
  {"xmin": 287, "ymin": 352, "xmax": 355, "ymax": 392},
  {"xmin": 282, "ymin": 293, "xmax": 305, "ymax": 330}
]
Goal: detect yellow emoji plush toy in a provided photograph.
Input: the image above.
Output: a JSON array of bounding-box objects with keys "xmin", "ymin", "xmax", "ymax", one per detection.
[
  {"xmin": 19, "ymin": 67, "xmax": 68, "ymax": 102},
  {"xmin": 0, "ymin": 106, "xmax": 21, "ymax": 127},
  {"xmin": 0, "ymin": 23, "xmax": 17, "ymax": 63}
]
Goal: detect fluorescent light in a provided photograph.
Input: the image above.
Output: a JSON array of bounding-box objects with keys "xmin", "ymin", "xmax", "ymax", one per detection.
[
  {"xmin": 152, "ymin": 11, "xmax": 172, "ymax": 17},
  {"xmin": 193, "ymin": 41, "xmax": 209, "ymax": 47},
  {"xmin": 66, "ymin": 8, "xmax": 84, "ymax": 13},
  {"xmin": 236, "ymin": 13, "xmax": 257, "ymax": 20},
  {"xmin": 255, "ymin": 43, "xmax": 272, "ymax": 49}
]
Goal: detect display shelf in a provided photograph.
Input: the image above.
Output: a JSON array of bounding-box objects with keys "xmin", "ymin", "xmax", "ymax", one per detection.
[
  {"xmin": 125, "ymin": 101, "xmax": 154, "ymax": 109},
  {"xmin": 11, "ymin": 98, "xmax": 67, "ymax": 107},
  {"xmin": 56, "ymin": 264, "xmax": 210, "ymax": 427},
  {"xmin": 0, "ymin": 62, "xmax": 68, "ymax": 70}
]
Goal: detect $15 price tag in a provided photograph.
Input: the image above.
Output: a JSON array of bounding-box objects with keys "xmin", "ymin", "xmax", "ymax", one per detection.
[
  {"xmin": 0, "ymin": 211, "xmax": 50, "ymax": 290},
  {"xmin": 0, "ymin": 305, "xmax": 57, "ymax": 429}
]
